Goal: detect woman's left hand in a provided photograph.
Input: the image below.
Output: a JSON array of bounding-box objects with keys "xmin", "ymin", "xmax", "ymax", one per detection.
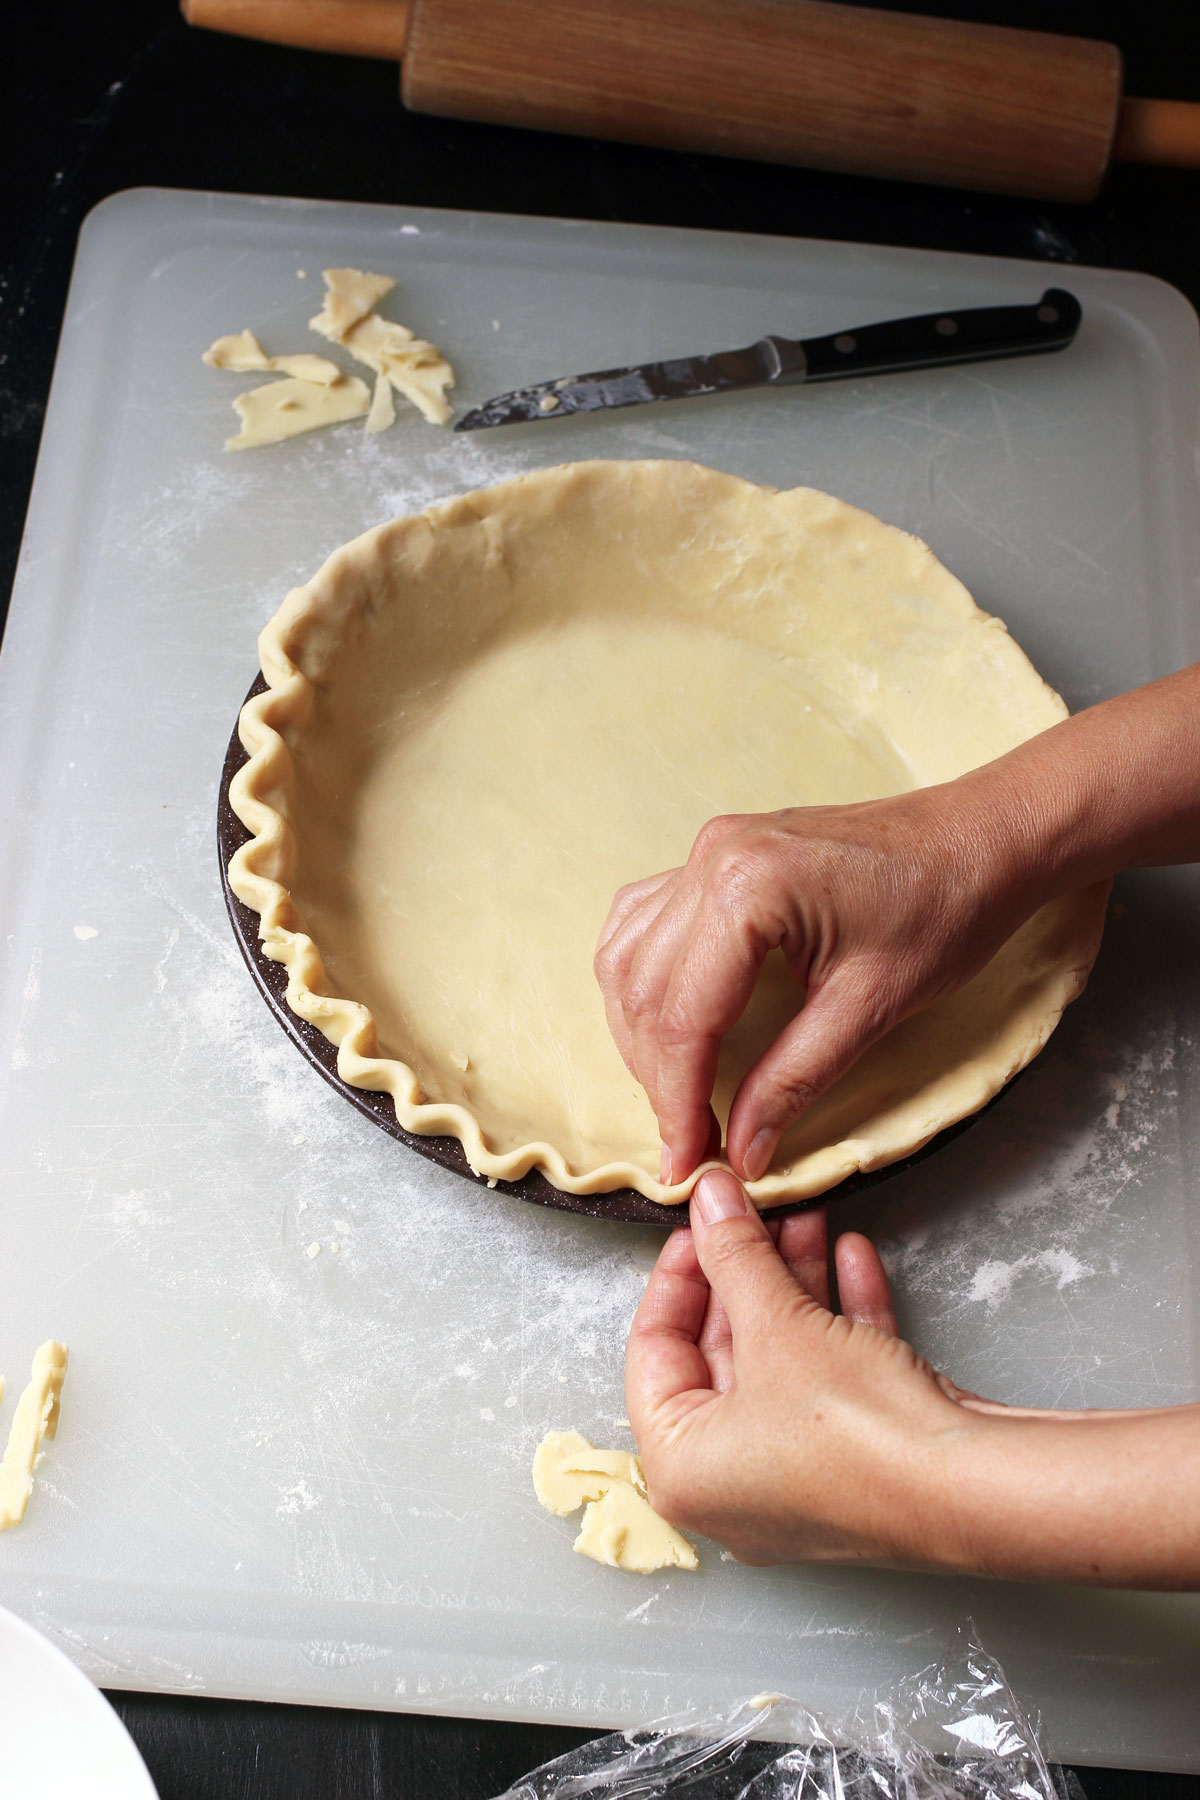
[
  {"xmin": 625, "ymin": 1168, "xmax": 981, "ymax": 1568},
  {"xmin": 625, "ymin": 1169, "xmax": 1200, "ymax": 1585}
]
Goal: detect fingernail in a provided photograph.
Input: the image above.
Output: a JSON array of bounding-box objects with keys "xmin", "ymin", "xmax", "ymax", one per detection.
[
  {"xmin": 742, "ymin": 1129, "xmax": 777, "ymax": 1183},
  {"xmin": 692, "ymin": 1169, "xmax": 751, "ymax": 1225},
  {"xmin": 659, "ymin": 1146, "xmax": 673, "ymax": 1185}
]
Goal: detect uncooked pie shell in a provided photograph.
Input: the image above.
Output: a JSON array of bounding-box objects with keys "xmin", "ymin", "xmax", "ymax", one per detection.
[{"xmin": 227, "ymin": 460, "xmax": 1108, "ymax": 1206}]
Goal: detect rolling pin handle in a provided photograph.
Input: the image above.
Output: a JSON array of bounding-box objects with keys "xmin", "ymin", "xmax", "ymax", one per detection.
[
  {"xmin": 1115, "ymin": 97, "xmax": 1200, "ymax": 169},
  {"xmin": 180, "ymin": 0, "xmax": 411, "ymax": 61}
]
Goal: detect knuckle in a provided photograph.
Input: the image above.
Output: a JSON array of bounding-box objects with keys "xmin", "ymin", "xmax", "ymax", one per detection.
[
  {"xmin": 592, "ymin": 936, "xmax": 623, "ymax": 984},
  {"xmin": 766, "ymin": 1068, "xmax": 823, "ymax": 1120},
  {"xmin": 707, "ymin": 841, "xmax": 769, "ymax": 910},
  {"xmin": 656, "ymin": 995, "xmax": 699, "ymax": 1050},
  {"xmin": 821, "ymin": 970, "xmax": 904, "ymax": 1056},
  {"xmin": 705, "ymin": 1222, "xmax": 771, "ymax": 1281},
  {"xmin": 622, "ymin": 974, "xmax": 660, "ymax": 1025},
  {"xmin": 691, "ymin": 813, "xmax": 738, "ymax": 857}
]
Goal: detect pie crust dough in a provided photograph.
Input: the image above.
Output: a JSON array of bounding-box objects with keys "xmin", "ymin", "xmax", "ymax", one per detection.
[
  {"xmin": 310, "ymin": 269, "xmax": 455, "ymax": 425},
  {"xmin": 225, "ymin": 374, "xmax": 372, "ymax": 451},
  {"xmin": 203, "ymin": 330, "xmax": 343, "ymax": 385},
  {"xmin": 0, "ymin": 1341, "xmax": 68, "ymax": 1530},
  {"xmin": 203, "ymin": 270, "xmax": 456, "ymax": 450},
  {"xmin": 533, "ymin": 1429, "xmax": 698, "ymax": 1573},
  {"xmin": 227, "ymin": 460, "xmax": 1108, "ymax": 1206}
]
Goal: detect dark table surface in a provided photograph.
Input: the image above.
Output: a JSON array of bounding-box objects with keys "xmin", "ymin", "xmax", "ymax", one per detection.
[{"xmin": 4, "ymin": 1, "xmax": 1200, "ymax": 1793}]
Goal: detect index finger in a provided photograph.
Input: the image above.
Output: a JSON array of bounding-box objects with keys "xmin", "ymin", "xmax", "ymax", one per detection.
[
  {"xmin": 778, "ymin": 1207, "xmax": 831, "ymax": 1309},
  {"xmin": 654, "ymin": 917, "xmax": 764, "ymax": 1181},
  {"xmin": 626, "ymin": 1226, "xmax": 715, "ymax": 1442}
]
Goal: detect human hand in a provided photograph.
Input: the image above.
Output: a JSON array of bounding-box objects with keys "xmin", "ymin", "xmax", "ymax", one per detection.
[
  {"xmin": 626, "ymin": 1169, "xmax": 1200, "ymax": 1586},
  {"xmin": 594, "ymin": 786, "xmax": 1040, "ymax": 1187},
  {"xmin": 625, "ymin": 1167, "xmax": 980, "ymax": 1569}
]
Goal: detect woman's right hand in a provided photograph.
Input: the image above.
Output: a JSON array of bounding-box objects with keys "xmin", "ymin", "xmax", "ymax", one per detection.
[
  {"xmin": 596, "ymin": 661, "xmax": 1200, "ymax": 1189},
  {"xmin": 594, "ymin": 780, "xmax": 1042, "ymax": 1187}
]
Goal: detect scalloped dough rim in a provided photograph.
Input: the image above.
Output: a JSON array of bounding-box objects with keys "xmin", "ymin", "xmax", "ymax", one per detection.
[{"xmin": 226, "ymin": 461, "xmax": 1109, "ymax": 1207}]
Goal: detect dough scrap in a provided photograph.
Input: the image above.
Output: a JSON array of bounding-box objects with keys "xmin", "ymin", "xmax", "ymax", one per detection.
[
  {"xmin": 203, "ymin": 330, "xmax": 343, "ymax": 385},
  {"xmin": 308, "ymin": 267, "xmax": 396, "ymax": 339},
  {"xmin": 533, "ymin": 1430, "xmax": 698, "ymax": 1573},
  {"xmin": 0, "ymin": 1341, "xmax": 69, "ymax": 1530},
  {"xmin": 204, "ymin": 269, "xmax": 454, "ymax": 447},
  {"xmin": 366, "ymin": 372, "xmax": 396, "ymax": 434},
  {"xmin": 532, "ymin": 1427, "xmax": 647, "ymax": 1513},
  {"xmin": 227, "ymin": 461, "xmax": 1109, "ymax": 1205},
  {"xmin": 311, "ymin": 269, "xmax": 455, "ymax": 426},
  {"xmin": 226, "ymin": 374, "xmax": 372, "ymax": 451}
]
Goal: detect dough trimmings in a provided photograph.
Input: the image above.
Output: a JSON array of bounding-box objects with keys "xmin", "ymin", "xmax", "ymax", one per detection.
[
  {"xmin": 533, "ymin": 1429, "xmax": 698, "ymax": 1573},
  {"xmin": 226, "ymin": 374, "xmax": 373, "ymax": 452},
  {"xmin": 0, "ymin": 1341, "xmax": 69, "ymax": 1530},
  {"xmin": 310, "ymin": 268, "xmax": 456, "ymax": 425},
  {"xmin": 227, "ymin": 460, "xmax": 1108, "ymax": 1206},
  {"xmin": 202, "ymin": 269, "xmax": 456, "ymax": 450},
  {"xmin": 203, "ymin": 330, "xmax": 343, "ymax": 385}
]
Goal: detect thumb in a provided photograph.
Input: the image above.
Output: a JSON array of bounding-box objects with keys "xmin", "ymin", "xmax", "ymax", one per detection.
[
  {"xmin": 728, "ymin": 963, "xmax": 900, "ymax": 1182},
  {"xmin": 689, "ymin": 1169, "xmax": 807, "ymax": 1343}
]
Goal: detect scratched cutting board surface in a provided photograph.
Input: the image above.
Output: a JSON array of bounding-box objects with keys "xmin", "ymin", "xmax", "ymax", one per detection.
[{"xmin": 1, "ymin": 188, "xmax": 1199, "ymax": 1771}]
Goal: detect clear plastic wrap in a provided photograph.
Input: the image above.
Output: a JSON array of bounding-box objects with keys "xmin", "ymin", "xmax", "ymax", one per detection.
[{"xmin": 491, "ymin": 1629, "xmax": 1085, "ymax": 1800}]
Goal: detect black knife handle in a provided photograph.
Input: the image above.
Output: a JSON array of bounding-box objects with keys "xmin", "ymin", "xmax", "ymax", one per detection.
[{"xmin": 777, "ymin": 288, "xmax": 1082, "ymax": 386}]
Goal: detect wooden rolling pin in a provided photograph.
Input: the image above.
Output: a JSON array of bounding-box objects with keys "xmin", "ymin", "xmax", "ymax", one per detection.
[{"xmin": 181, "ymin": 0, "xmax": 1200, "ymax": 202}]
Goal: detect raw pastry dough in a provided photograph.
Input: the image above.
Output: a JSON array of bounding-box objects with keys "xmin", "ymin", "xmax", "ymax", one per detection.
[
  {"xmin": 203, "ymin": 328, "xmax": 370, "ymax": 450},
  {"xmin": 533, "ymin": 1430, "xmax": 698, "ymax": 1573},
  {"xmin": 226, "ymin": 375, "xmax": 372, "ymax": 451},
  {"xmin": 203, "ymin": 330, "xmax": 343, "ymax": 385},
  {"xmin": 0, "ymin": 1341, "xmax": 68, "ymax": 1530},
  {"xmin": 366, "ymin": 373, "xmax": 396, "ymax": 434},
  {"xmin": 204, "ymin": 271, "xmax": 455, "ymax": 449},
  {"xmin": 309, "ymin": 268, "xmax": 397, "ymax": 339},
  {"xmin": 533, "ymin": 1428, "xmax": 647, "ymax": 1511},
  {"xmin": 310, "ymin": 269, "xmax": 456, "ymax": 425},
  {"xmin": 228, "ymin": 461, "xmax": 1108, "ymax": 1205}
]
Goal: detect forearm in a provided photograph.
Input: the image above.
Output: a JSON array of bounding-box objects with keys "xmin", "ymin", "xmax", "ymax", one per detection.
[
  {"xmin": 937, "ymin": 1405, "xmax": 1200, "ymax": 1589},
  {"xmin": 957, "ymin": 663, "xmax": 1200, "ymax": 906}
]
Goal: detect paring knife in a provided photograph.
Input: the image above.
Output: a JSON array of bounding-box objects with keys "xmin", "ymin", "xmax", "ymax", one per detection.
[{"xmin": 453, "ymin": 288, "xmax": 1081, "ymax": 433}]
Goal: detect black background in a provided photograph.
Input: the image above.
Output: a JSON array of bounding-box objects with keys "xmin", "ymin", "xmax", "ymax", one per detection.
[{"xmin": 3, "ymin": 2, "xmax": 1200, "ymax": 1793}]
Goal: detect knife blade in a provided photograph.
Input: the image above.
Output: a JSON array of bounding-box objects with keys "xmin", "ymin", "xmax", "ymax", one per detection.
[{"xmin": 453, "ymin": 288, "xmax": 1081, "ymax": 432}]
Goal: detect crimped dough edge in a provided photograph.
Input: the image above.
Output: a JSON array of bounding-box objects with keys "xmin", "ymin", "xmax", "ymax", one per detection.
[{"xmin": 227, "ymin": 460, "xmax": 1108, "ymax": 1206}]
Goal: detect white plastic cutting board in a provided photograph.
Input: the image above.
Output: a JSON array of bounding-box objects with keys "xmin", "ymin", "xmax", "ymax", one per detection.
[{"xmin": 1, "ymin": 188, "xmax": 1199, "ymax": 1772}]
